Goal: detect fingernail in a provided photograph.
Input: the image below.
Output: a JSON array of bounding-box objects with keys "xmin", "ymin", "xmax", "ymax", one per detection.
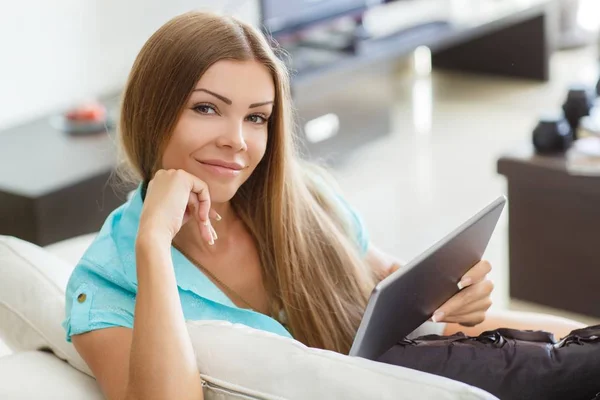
[
  {"xmin": 208, "ymin": 237, "xmax": 214, "ymax": 245},
  {"xmin": 211, "ymin": 225, "xmax": 218, "ymax": 240},
  {"xmin": 215, "ymin": 212, "xmax": 222, "ymax": 221},
  {"xmin": 458, "ymin": 278, "xmax": 472, "ymax": 290},
  {"xmin": 432, "ymin": 311, "xmax": 445, "ymax": 323},
  {"xmin": 203, "ymin": 220, "xmax": 210, "ymax": 226}
]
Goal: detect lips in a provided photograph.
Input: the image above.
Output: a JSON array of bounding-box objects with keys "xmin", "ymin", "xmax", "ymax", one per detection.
[{"xmin": 198, "ymin": 159, "xmax": 245, "ymax": 170}]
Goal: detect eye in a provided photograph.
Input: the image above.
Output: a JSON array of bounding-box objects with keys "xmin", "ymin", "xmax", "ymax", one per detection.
[
  {"xmin": 246, "ymin": 114, "xmax": 268, "ymax": 125},
  {"xmin": 192, "ymin": 103, "xmax": 218, "ymax": 115}
]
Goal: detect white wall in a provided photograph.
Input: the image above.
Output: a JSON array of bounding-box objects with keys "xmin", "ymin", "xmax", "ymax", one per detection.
[{"xmin": 0, "ymin": 0, "xmax": 259, "ymax": 131}]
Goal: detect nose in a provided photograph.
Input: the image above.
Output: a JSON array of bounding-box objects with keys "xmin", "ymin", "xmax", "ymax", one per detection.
[{"xmin": 216, "ymin": 120, "xmax": 247, "ymax": 151}]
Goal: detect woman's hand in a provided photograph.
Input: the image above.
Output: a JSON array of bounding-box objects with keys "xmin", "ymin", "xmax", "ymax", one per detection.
[
  {"xmin": 432, "ymin": 260, "xmax": 494, "ymax": 327},
  {"xmin": 137, "ymin": 169, "xmax": 219, "ymax": 246}
]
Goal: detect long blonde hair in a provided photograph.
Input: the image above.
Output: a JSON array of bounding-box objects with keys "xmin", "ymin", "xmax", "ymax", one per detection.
[{"xmin": 117, "ymin": 11, "xmax": 377, "ymax": 354}]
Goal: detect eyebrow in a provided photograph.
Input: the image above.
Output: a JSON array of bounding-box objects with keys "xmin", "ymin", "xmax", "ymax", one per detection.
[{"xmin": 193, "ymin": 88, "xmax": 273, "ymax": 109}]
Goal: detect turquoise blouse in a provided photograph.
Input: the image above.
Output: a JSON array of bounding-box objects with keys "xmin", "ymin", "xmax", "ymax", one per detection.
[{"xmin": 62, "ymin": 184, "xmax": 369, "ymax": 342}]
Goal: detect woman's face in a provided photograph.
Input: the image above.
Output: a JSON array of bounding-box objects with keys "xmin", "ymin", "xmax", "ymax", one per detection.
[{"xmin": 162, "ymin": 59, "xmax": 275, "ymax": 203}]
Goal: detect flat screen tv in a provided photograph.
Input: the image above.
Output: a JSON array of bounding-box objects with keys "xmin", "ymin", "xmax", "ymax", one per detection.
[{"xmin": 260, "ymin": 0, "xmax": 380, "ymax": 36}]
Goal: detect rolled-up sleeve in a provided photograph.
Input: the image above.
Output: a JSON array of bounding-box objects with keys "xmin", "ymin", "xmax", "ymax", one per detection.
[{"xmin": 62, "ymin": 259, "xmax": 135, "ymax": 342}]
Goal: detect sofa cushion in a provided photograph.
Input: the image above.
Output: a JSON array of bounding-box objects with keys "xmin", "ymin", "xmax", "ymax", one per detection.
[
  {"xmin": 0, "ymin": 235, "xmax": 92, "ymax": 375},
  {"xmin": 44, "ymin": 232, "xmax": 97, "ymax": 268},
  {"xmin": 0, "ymin": 235, "xmax": 496, "ymax": 399},
  {"xmin": 0, "ymin": 351, "xmax": 103, "ymax": 400},
  {"xmin": 188, "ymin": 320, "xmax": 496, "ymax": 400}
]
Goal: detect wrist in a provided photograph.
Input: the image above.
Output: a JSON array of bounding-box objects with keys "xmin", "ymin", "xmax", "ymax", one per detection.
[{"xmin": 136, "ymin": 227, "xmax": 172, "ymax": 251}]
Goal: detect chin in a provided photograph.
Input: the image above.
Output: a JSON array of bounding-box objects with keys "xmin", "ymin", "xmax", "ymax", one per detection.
[
  {"xmin": 206, "ymin": 184, "xmax": 240, "ymax": 204},
  {"xmin": 210, "ymin": 193, "xmax": 237, "ymax": 204}
]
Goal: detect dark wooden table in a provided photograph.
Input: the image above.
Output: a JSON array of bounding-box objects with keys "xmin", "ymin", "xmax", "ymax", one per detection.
[
  {"xmin": 0, "ymin": 96, "xmax": 132, "ymax": 246},
  {"xmin": 497, "ymin": 146, "xmax": 600, "ymax": 318}
]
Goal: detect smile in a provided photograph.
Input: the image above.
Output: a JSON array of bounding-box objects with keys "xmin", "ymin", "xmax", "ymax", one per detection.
[{"xmin": 197, "ymin": 160, "xmax": 244, "ymax": 177}]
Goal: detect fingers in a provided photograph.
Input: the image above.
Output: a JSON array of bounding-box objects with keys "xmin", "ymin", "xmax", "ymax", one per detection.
[
  {"xmin": 458, "ymin": 260, "xmax": 492, "ymax": 289},
  {"xmin": 450, "ymin": 311, "xmax": 488, "ymax": 327},
  {"xmin": 182, "ymin": 170, "xmax": 220, "ymax": 245},
  {"xmin": 441, "ymin": 298, "xmax": 493, "ymax": 322},
  {"xmin": 209, "ymin": 209, "xmax": 222, "ymax": 221},
  {"xmin": 384, "ymin": 263, "xmax": 401, "ymax": 278},
  {"xmin": 143, "ymin": 169, "xmax": 224, "ymax": 244},
  {"xmin": 186, "ymin": 172, "xmax": 211, "ymax": 223},
  {"xmin": 433, "ymin": 279, "xmax": 494, "ymax": 323},
  {"xmin": 185, "ymin": 193, "xmax": 210, "ymax": 245}
]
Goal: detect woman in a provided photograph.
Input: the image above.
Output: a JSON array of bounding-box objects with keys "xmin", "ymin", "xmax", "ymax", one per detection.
[{"xmin": 63, "ymin": 11, "xmax": 584, "ymax": 400}]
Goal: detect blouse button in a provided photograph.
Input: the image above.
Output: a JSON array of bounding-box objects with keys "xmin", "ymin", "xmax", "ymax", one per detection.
[{"xmin": 77, "ymin": 293, "xmax": 87, "ymax": 303}]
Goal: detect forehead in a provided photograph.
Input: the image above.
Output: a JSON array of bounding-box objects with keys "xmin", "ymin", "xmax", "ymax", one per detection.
[{"xmin": 196, "ymin": 59, "xmax": 275, "ymax": 102}]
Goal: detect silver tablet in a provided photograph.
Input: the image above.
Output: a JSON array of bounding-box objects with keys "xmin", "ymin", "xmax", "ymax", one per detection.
[{"xmin": 349, "ymin": 196, "xmax": 506, "ymax": 360}]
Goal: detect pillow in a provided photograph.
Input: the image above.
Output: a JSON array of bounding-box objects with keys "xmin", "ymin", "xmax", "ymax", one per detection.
[
  {"xmin": 0, "ymin": 351, "xmax": 104, "ymax": 400},
  {"xmin": 0, "ymin": 235, "xmax": 496, "ymax": 400},
  {"xmin": 0, "ymin": 235, "xmax": 92, "ymax": 375},
  {"xmin": 44, "ymin": 232, "xmax": 97, "ymax": 268},
  {"xmin": 188, "ymin": 320, "xmax": 496, "ymax": 400}
]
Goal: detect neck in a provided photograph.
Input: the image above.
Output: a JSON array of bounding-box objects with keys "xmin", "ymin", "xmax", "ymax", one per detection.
[{"xmin": 174, "ymin": 200, "xmax": 237, "ymax": 254}]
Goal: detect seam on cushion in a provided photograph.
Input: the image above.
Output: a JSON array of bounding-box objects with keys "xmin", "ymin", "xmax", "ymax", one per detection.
[
  {"xmin": 0, "ymin": 300, "xmax": 67, "ymax": 359},
  {"xmin": 2, "ymin": 239, "xmax": 67, "ymax": 294},
  {"xmin": 200, "ymin": 374, "xmax": 287, "ymax": 400}
]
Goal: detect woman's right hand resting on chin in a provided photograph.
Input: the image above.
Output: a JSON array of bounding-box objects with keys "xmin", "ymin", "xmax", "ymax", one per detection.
[
  {"xmin": 139, "ymin": 169, "xmax": 219, "ymax": 247},
  {"xmin": 72, "ymin": 169, "xmax": 218, "ymax": 400}
]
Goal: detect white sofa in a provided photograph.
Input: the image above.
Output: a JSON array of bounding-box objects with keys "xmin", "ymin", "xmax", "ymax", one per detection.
[{"xmin": 0, "ymin": 234, "xmax": 497, "ymax": 400}]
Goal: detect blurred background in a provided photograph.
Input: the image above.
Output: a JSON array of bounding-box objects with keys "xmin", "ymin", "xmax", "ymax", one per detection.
[{"xmin": 1, "ymin": 0, "xmax": 600, "ymax": 357}]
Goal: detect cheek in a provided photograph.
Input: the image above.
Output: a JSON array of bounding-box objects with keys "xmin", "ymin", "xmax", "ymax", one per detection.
[
  {"xmin": 162, "ymin": 114, "xmax": 221, "ymax": 168},
  {"xmin": 176, "ymin": 114, "xmax": 223, "ymax": 146},
  {"xmin": 246, "ymin": 129, "xmax": 269, "ymax": 163}
]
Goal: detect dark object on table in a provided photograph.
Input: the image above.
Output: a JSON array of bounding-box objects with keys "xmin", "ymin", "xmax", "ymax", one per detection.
[
  {"xmin": 50, "ymin": 101, "xmax": 112, "ymax": 135},
  {"xmin": 562, "ymin": 85, "xmax": 595, "ymax": 135},
  {"xmin": 596, "ymin": 76, "xmax": 600, "ymax": 97},
  {"xmin": 497, "ymin": 147, "xmax": 600, "ymax": 319},
  {"xmin": 50, "ymin": 116, "xmax": 114, "ymax": 136},
  {"xmin": 532, "ymin": 112, "xmax": 573, "ymax": 153},
  {"xmin": 378, "ymin": 325, "xmax": 600, "ymax": 400}
]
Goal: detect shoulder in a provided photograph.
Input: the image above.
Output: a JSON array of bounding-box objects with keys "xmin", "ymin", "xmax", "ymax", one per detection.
[
  {"xmin": 63, "ymin": 189, "xmax": 144, "ymax": 341},
  {"xmin": 301, "ymin": 162, "xmax": 370, "ymax": 255},
  {"xmin": 64, "ymin": 240, "xmax": 136, "ymax": 341},
  {"xmin": 69, "ymin": 183, "xmax": 146, "ymax": 292}
]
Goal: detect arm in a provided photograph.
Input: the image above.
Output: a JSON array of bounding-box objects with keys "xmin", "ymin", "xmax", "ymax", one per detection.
[
  {"xmin": 363, "ymin": 244, "xmax": 405, "ymax": 281},
  {"xmin": 71, "ymin": 237, "xmax": 203, "ymax": 400},
  {"xmin": 130, "ymin": 234, "xmax": 204, "ymax": 399},
  {"xmin": 71, "ymin": 169, "xmax": 217, "ymax": 400}
]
